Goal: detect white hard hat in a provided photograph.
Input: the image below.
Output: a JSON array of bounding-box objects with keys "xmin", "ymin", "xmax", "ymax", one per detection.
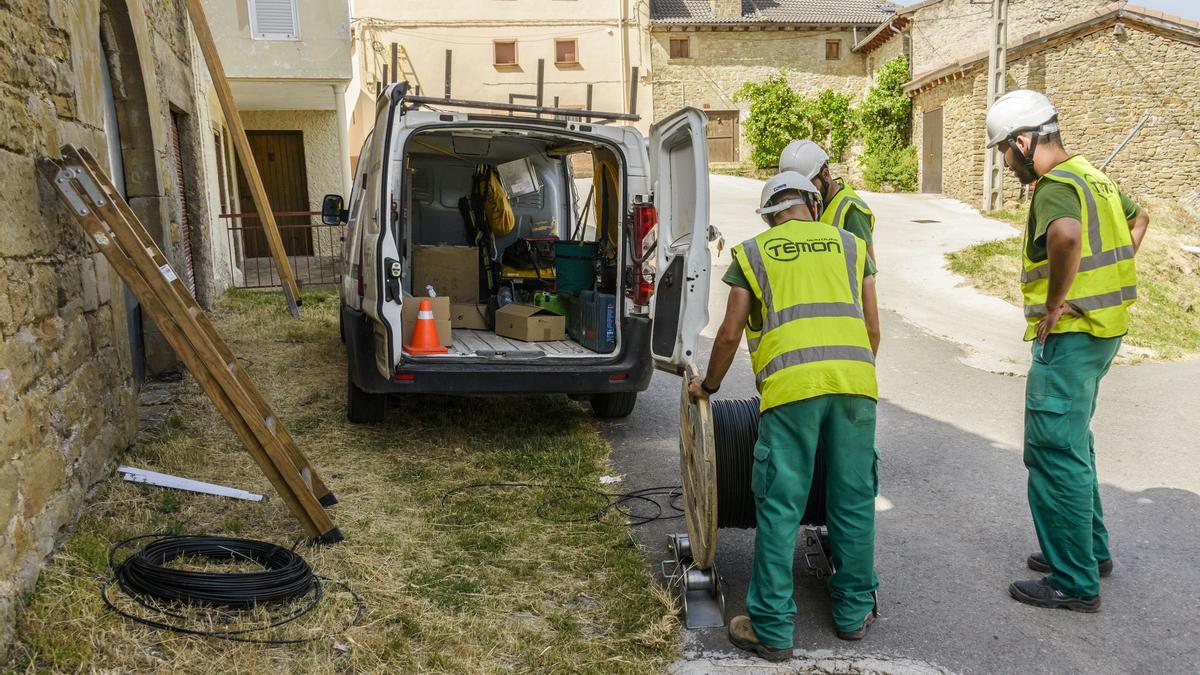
[
  {"xmin": 779, "ymin": 139, "xmax": 829, "ymax": 179},
  {"xmin": 756, "ymin": 171, "xmax": 820, "ymax": 222},
  {"xmin": 985, "ymin": 89, "xmax": 1059, "ymax": 148}
]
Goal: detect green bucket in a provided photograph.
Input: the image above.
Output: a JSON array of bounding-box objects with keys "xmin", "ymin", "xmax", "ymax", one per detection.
[{"xmin": 554, "ymin": 241, "xmax": 596, "ymax": 293}]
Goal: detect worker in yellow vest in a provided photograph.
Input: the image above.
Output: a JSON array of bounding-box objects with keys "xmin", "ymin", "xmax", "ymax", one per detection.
[
  {"xmin": 985, "ymin": 90, "xmax": 1149, "ymax": 611},
  {"xmin": 689, "ymin": 171, "xmax": 882, "ymax": 658},
  {"xmin": 780, "ymin": 139, "xmax": 877, "ymax": 264}
]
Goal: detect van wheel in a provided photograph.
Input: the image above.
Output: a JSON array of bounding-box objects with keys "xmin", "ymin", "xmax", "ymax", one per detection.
[
  {"xmin": 346, "ymin": 365, "xmax": 387, "ymax": 424},
  {"xmin": 590, "ymin": 392, "xmax": 637, "ymax": 419}
]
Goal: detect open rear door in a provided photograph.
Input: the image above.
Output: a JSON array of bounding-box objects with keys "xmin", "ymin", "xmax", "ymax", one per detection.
[
  {"xmin": 648, "ymin": 108, "xmax": 711, "ymax": 375},
  {"xmin": 360, "ymin": 86, "xmax": 407, "ymax": 378}
]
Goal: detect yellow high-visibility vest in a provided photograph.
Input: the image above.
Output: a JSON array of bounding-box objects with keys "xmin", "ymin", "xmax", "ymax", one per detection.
[
  {"xmin": 820, "ymin": 184, "xmax": 874, "ymax": 232},
  {"xmin": 733, "ymin": 219, "xmax": 877, "ymax": 412},
  {"xmin": 1021, "ymin": 156, "xmax": 1137, "ymax": 340}
]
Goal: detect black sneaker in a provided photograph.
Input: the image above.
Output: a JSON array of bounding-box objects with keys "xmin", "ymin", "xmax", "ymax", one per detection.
[
  {"xmin": 1008, "ymin": 578, "xmax": 1100, "ymax": 612},
  {"xmin": 1028, "ymin": 552, "xmax": 1112, "ymax": 577},
  {"xmin": 727, "ymin": 615, "xmax": 791, "ymax": 662}
]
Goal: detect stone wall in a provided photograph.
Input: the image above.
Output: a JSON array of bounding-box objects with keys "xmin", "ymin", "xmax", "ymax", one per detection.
[
  {"xmin": 0, "ymin": 0, "xmax": 213, "ymax": 654},
  {"xmin": 649, "ymin": 27, "xmax": 872, "ymax": 163},
  {"xmin": 904, "ymin": 0, "xmax": 1118, "ymax": 74},
  {"xmin": 912, "ymin": 22, "xmax": 1200, "ymax": 210}
]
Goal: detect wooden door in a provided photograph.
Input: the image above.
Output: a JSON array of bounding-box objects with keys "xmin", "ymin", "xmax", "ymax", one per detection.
[
  {"xmin": 236, "ymin": 130, "xmax": 312, "ymax": 257},
  {"xmin": 921, "ymin": 107, "xmax": 943, "ymax": 193},
  {"xmin": 705, "ymin": 110, "xmax": 738, "ymax": 163}
]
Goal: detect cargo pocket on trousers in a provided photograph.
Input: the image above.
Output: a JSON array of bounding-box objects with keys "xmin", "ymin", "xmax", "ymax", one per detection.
[
  {"xmin": 751, "ymin": 444, "xmax": 775, "ymax": 499},
  {"xmin": 1025, "ymin": 391, "xmax": 1073, "ymax": 450},
  {"xmin": 872, "ymin": 445, "xmax": 881, "ymax": 497}
]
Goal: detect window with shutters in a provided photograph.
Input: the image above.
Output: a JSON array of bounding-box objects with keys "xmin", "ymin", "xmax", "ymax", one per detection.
[
  {"xmin": 669, "ymin": 36, "xmax": 690, "ymax": 59},
  {"xmin": 825, "ymin": 39, "xmax": 841, "ymax": 60},
  {"xmin": 249, "ymin": 0, "xmax": 300, "ymax": 41},
  {"xmin": 554, "ymin": 39, "xmax": 578, "ymax": 65},
  {"xmin": 494, "ymin": 40, "xmax": 518, "ymax": 66}
]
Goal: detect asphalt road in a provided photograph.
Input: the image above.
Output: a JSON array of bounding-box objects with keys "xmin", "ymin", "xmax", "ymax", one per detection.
[{"xmin": 601, "ymin": 177, "xmax": 1200, "ymax": 674}]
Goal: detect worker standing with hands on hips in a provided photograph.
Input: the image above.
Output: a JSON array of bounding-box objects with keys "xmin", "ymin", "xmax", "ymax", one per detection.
[
  {"xmin": 984, "ymin": 90, "xmax": 1148, "ymax": 612},
  {"xmin": 780, "ymin": 139, "xmax": 877, "ymax": 264},
  {"xmin": 689, "ymin": 171, "xmax": 881, "ymax": 659}
]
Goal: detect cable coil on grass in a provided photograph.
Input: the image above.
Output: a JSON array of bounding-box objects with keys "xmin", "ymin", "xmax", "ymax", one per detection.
[
  {"xmin": 710, "ymin": 397, "xmax": 828, "ymax": 530},
  {"xmin": 103, "ymin": 534, "xmax": 361, "ymax": 644}
]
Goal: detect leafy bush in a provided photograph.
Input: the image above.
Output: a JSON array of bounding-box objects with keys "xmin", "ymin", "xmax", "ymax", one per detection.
[
  {"xmin": 862, "ymin": 142, "xmax": 918, "ymax": 192},
  {"xmin": 807, "ymin": 89, "xmax": 857, "ymax": 162},
  {"xmin": 732, "ymin": 74, "xmax": 810, "ymax": 169}
]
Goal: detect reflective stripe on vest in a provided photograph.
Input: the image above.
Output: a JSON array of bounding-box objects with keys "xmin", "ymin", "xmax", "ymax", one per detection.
[
  {"xmin": 1020, "ymin": 156, "xmax": 1136, "ymax": 340},
  {"xmin": 820, "ymin": 185, "xmax": 873, "ymax": 232},
  {"xmin": 733, "ymin": 220, "xmax": 876, "ymax": 409}
]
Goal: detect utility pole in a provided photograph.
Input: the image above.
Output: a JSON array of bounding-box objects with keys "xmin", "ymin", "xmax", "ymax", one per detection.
[{"xmin": 982, "ymin": 0, "xmax": 1008, "ymax": 212}]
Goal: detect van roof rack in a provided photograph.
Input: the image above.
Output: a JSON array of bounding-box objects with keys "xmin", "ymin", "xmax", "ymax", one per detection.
[{"xmin": 405, "ymin": 94, "xmax": 639, "ymax": 124}]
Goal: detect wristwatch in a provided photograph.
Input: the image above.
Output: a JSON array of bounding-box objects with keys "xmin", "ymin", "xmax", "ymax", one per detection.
[{"xmin": 701, "ymin": 379, "xmax": 720, "ymax": 395}]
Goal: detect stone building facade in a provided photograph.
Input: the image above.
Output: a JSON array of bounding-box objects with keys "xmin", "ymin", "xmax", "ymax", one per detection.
[
  {"xmin": 904, "ymin": 6, "xmax": 1200, "ymax": 209},
  {"xmin": 0, "ymin": 0, "xmax": 223, "ymax": 652},
  {"xmin": 648, "ymin": 0, "xmax": 892, "ymax": 165}
]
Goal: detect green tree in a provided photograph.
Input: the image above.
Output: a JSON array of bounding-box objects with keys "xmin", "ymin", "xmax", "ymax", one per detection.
[
  {"xmin": 858, "ymin": 55, "xmax": 917, "ymax": 191},
  {"xmin": 807, "ymin": 89, "xmax": 857, "ymax": 162},
  {"xmin": 733, "ymin": 74, "xmax": 810, "ymax": 169}
]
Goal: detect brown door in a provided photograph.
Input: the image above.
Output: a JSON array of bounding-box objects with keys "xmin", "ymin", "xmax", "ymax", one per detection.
[
  {"xmin": 705, "ymin": 110, "xmax": 739, "ymax": 163},
  {"xmin": 236, "ymin": 130, "xmax": 312, "ymax": 257},
  {"xmin": 921, "ymin": 107, "xmax": 943, "ymax": 193}
]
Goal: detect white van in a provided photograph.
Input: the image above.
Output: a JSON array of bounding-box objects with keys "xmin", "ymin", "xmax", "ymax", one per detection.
[{"xmin": 329, "ymin": 84, "xmax": 712, "ymax": 423}]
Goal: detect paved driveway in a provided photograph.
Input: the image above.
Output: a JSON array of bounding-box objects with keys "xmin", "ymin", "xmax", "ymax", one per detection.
[{"xmin": 604, "ymin": 175, "xmax": 1200, "ymax": 674}]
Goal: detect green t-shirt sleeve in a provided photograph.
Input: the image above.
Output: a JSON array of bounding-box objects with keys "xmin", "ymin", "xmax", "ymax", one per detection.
[
  {"xmin": 1028, "ymin": 181, "xmax": 1081, "ymax": 262},
  {"xmin": 722, "ymin": 251, "xmax": 752, "ymax": 290},
  {"xmin": 1119, "ymin": 191, "xmax": 1141, "ymax": 220},
  {"xmin": 842, "ymin": 208, "xmax": 874, "ymax": 247}
]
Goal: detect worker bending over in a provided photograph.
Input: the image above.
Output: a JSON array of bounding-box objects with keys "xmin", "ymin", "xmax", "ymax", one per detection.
[
  {"xmin": 689, "ymin": 172, "xmax": 881, "ymax": 659},
  {"xmin": 984, "ymin": 90, "xmax": 1148, "ymax": 611},
  {"xmin": 781, "ymin": 139, "xmax": 877, "ymax": 264}
]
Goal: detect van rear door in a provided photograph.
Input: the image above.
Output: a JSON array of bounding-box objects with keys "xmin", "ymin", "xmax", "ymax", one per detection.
[
  {"xmin": 648, "ymin": 108, "xmax": 711, "ymax": 375},
  {"xmin": 360, "ymin": 87, "xmax": 407, "ymax": 378}
]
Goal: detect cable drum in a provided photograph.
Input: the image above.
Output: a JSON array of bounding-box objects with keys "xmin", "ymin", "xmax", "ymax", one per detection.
[{"xmin": 711, "ymin": 397, "xmax": 829, "ymax": 530}]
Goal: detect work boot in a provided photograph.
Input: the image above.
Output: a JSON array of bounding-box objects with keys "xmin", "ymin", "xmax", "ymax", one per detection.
[
  {"xmin": 1028, "ymin": 551, "xmax": 1112, "ymax": 577},
  {"xmin": 727, "ymin": 615, "xmax": 791, "ymax": 662},
  {"xmin": 1008, "ymin": 578, "xmax": 1100, "ymax": 613},
  {"xmin": 836, "ymin": 609, "xmax": 876, "ymax": 641}
]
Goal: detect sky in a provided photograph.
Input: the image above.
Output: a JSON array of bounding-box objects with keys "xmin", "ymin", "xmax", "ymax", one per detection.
[{"xmin": 889, "ymin": 0, "xmax": 1198, "ymax": 21}]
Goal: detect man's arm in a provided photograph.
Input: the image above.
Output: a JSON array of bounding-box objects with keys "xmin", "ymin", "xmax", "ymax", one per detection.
[
  {"xmin": 688, "ymin": 286, "xmax": 751, "ymax": 399},
  {"xmin": 1038, "ymin": 216, "xmax": 1083, "ymax": 342},
  {"xmin": 862, "ymin": 274, "xmax": 880, "ymax": 355},
  {"xmin": 1128, "ymin": 209, "xmax": 1149, "ymax": 253}
]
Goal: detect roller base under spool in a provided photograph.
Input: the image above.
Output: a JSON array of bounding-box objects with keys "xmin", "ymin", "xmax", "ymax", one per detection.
[
  {"xmin": 798, "ymin": 525, "xmax": 833, "ymax": 580},
  {"xmin": 662, "ymin": 533, "xmax": 726, "ymax": 629}
]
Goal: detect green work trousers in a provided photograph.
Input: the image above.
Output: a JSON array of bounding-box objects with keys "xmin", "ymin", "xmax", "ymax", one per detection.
[
  {"xmin": 1024, "ymin": 332, "xmax": 1121, "ymax": 599},
  {"xmin": 746, "ymin": 394, "xmax": 879, "ymax": 647}
]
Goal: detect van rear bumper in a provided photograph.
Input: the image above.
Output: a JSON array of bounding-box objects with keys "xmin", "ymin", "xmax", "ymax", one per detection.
[{"xmin": 343, "ymin": 306, "xmax": 654, "ymax": 395}]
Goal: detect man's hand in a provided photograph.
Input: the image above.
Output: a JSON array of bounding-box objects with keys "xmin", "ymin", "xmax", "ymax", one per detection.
[
  {"xmin": 1037, "ymin": 303, "xmax": 1080, "ymax": 343},
  {"xmin": 688, "ymin": 375, "xmax": 709, "ymax": 400}
]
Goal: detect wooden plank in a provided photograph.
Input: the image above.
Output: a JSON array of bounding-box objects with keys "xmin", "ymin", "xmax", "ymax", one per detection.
[
  {"xmin": 71, "ymin": 147, "xmax": 335, "ymax": 507},
  {"xmin": 42, "ymin": 151, "xmax": 339, "ymax": 540},
  {"xmin": 182, "ymin": 0, "xmax": 301, "ymax": 316}
]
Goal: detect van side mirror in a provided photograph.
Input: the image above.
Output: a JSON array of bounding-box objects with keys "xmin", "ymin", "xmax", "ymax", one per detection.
[{"xmin": 322, "ymin": 194, "xmax": 348, "ymax": 225}]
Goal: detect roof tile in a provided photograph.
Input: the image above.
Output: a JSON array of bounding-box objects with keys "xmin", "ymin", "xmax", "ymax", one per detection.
[{"xmin": 651, "ymin": 0, "xmax": 896, "ymax": 25}]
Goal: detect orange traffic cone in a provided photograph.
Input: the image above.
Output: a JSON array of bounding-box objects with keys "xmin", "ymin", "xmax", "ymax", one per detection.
[{"xmin": 405, "ymin": 298, "xmax": 447, "ymax": 355}]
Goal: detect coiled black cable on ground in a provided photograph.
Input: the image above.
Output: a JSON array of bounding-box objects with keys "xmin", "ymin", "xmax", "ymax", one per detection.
[
  {"xmin": 103, "ymin": 534, "xmax": 362, "ymax": 644},
  {"xmin": 440, "ymin": 483, "xmax": 685, "ymax": 526},
  {"xmin": 711, "ymin": 397, "xmax": 828, "ymax": 529}
]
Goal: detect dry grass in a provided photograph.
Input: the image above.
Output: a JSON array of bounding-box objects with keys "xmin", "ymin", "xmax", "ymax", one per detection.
[
  {"xmin": 948, "ymin": 207, "xmax": 1200, "ymax": 359},
  {"xmin": 8, "ymin": 289, "xmax": 678, "ymax": 674}
]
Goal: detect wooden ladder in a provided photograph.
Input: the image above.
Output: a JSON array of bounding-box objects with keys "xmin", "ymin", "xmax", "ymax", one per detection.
[{"xmin": 37, "ymin": 146, "xmax": 342, "ymax": 543}]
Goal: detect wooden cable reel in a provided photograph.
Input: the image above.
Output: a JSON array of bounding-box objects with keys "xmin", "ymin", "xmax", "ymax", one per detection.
[{"xmin": 679, "ymin": 364, "xmax": 718, "ymax": 569}]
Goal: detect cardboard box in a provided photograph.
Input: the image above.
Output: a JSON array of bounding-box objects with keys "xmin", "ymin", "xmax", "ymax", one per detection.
[
  {"xmin": 413, "ymin": 245, "xmax": 480, "ymax": 303},
  {"xmin": 451, "ymin": 303, "xmax": 489, "ymax": 330},
  {"xmin": 494, "ymin": 303, "xmax": 566, "ymax": 342},
  {"xmin": 402, "ymin": 295, "xmax": 452, "ymax": 347}
]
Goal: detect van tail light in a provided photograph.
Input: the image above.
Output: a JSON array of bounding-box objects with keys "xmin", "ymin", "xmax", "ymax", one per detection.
[{"xmin": 627, "ymin": 204, "xmax": 657, "ymax": 307}]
